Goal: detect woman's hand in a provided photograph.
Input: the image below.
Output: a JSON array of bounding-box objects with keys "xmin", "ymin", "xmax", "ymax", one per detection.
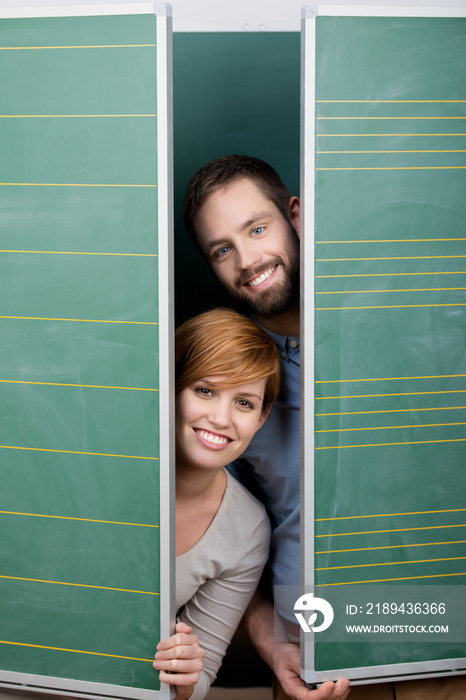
[{"xmin": 153, "ymin": 621, "xmax": 205, "ymax": 700}]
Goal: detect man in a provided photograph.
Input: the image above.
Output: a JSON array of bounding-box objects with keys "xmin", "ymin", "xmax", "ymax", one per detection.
[{"xmin": 182, "ymin": 155, "xmax": 465, "ymax": 700}]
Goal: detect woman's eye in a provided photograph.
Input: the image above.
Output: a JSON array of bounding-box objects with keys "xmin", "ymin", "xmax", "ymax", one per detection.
[
  {"xmin": 237, "ymin": 399, "xmax": 253, "ymax": 409},
  {"xmin": 196, "ymin": 387, "xmax": 213, "ymax": 396},
  {"xmin": 252, "ymin": 226, "xmax": 264, "ymax": 236}
]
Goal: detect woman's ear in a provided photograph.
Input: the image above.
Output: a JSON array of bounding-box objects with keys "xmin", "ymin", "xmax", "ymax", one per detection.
[{"xmin": 255, "ymin": 406, "xmax": 271, "ymax": 433}]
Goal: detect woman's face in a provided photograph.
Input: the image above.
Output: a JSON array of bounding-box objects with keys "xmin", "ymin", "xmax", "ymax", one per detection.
[{"xmin": 176, "ymin": 375, "xmax": 267, "ymax": 471}]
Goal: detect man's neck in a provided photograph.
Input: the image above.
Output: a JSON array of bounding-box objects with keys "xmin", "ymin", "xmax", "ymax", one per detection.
[{"xmin": 255, "ymin": 300, "xmax": 300, "ymax": 339}]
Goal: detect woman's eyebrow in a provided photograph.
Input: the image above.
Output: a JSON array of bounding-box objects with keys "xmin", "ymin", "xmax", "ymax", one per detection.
[{"xmin": 237, "ymin": 392, "xmax": 263, "ymax": 401}]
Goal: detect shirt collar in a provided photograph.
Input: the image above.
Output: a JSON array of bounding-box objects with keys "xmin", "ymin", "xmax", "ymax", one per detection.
[{"xmin": 254, "ymin": 319, "xmax": 300, "ymax": 353}]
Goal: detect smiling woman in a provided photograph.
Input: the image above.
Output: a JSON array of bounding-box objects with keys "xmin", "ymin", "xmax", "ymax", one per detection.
[{"xmin": 153, "ymin": 308, "xmax": 281, "ymax": 700}]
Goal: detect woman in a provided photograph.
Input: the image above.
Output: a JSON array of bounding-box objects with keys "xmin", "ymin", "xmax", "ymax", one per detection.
[{"xmin": 153, "ymin": 308, "xmax": 281, "ymax": 700}]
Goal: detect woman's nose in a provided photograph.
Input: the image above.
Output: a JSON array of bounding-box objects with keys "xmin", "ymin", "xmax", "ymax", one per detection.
[{"xmin": 208, "ymin": 400, "xmax": 231, "ymax": 428}]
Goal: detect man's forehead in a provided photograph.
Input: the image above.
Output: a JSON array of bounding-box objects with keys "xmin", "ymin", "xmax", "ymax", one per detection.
[
  {"xmin": 204, "ymin": 177, "xmax": 265, "ymax": 208},
  {"xmin": 195, "ymin": 178, "xmax": 276, "ymax": 237}
]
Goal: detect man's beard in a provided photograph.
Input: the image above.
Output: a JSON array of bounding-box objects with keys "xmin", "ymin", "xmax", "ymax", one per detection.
[{"xmin": 228, "ymin": 233, "xmax": 300, "ymax": 320}]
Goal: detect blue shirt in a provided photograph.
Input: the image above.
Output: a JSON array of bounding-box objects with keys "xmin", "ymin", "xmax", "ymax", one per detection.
[{"xmin": 228, "ymin": 328, "xmax": 300, "ymax": 622}]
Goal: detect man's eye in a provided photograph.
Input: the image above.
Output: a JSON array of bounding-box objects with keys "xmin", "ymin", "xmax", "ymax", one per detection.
[{"xmin": 214, "ymin": 246, "xmax": 230, "ymax": 258}]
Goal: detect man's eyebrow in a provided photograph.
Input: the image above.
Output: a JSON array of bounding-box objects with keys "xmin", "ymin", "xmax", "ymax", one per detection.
[
  {"xmin": 203, "ymin": 211, "xmax": 273, "ymax": 253},
  {"xmin": 204, "ymin": 238, "xmax": 229, "ymax": 252},
  {"xmin": 238, "ymin": 211, "xmax": 273, "ymax": 232}
]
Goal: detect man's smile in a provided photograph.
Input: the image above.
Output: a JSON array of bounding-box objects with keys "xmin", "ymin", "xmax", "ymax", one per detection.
[{"xmin": 244, "ymin": 264, "xmax": 278, "ymax": 289}]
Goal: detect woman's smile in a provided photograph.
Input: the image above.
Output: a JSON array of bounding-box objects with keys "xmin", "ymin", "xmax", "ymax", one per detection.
[{"xmin": 193, "ymin": 427, "xmax": 232, "ymax": 449}]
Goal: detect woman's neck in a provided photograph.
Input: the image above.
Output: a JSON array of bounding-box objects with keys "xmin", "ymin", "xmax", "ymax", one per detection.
[
  {"xmin": 175, "ymin": 460, "xmax": 227, "ymax": 556},
  {"xmin": 175, "ymin": 460, "xmax": 226, "ymax": 503}
]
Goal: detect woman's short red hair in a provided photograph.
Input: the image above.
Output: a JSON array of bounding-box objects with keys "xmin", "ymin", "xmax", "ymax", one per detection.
[{"xmin": 175, "ymin": 308, "xmax": 281, "ymax": 416}]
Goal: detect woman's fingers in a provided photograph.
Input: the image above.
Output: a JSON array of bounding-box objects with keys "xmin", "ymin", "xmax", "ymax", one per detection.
[
  {"xmin": 156, "ymin": 631, "xmax": 200, "ymax": 653},
  {"xmin": 155, "ymin": 642, "xmax": 205, "ymax": 665},
  {"xmin": 154, "ymin": 655, "xmax": 204, "ymax": 674},
  {"xmin": 153, "ymin": 624, "xmax": 205, "ymax": 680},
  {"xmin": 158, "ymin": 669, "xmax": 201, "ymax": 687}
]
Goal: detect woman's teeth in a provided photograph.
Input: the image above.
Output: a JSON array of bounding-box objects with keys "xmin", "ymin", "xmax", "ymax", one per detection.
[{"xmin": 195, "ymin": 429, "xmax": 230, "ymax": 445}]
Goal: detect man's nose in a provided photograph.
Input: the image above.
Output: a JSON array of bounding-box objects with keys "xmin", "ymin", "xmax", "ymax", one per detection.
[{"xmin": 237, "ymin": 240, "xmax": 261, "ymax": 270}]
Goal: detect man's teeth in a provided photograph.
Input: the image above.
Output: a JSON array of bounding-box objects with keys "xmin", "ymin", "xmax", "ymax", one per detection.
[
  {"xmin": 196, "ymin": 429, "xmax": 229, "ymax": 445},
  {"xmin": 247, "ymin": 266, "xmax": 275, "ymax": 287}
]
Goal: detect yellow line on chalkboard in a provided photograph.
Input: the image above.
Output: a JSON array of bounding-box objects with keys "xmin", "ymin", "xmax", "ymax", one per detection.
[
  {"xmin": 0, "ymin": 249, "xmax": 157, "ymax": 257},
  {"xmin": 316, "ymin": 571, "xmax": 466, "ymax": 586},
  {"xmin": 315, "ymin": 438, "xmax": 466, "ymax": 450},
  {"xmin": 0, "ymin": 183, "xmax": 156, "ymax": 188},
  {"xmin": 0, "ymin": 114, "xmax": 156, "ymax": 118},
  {"xmin": 316, "ymin": 390, "xmax": 466, "ymax": 401},
  {"xmin": 316, "ymin": 373, "xmax": 466, "ymax": 385},
  {"xmin": 317, "ymin": 555, "xmax": 466, "ymax": 571},
  {"xmin": 0, "ymin": 44, "xmax": 156, "ymax": 50},
  {"xmin": 316, "ymin": 421, "xmax": 466, "ymax": 434},
  {"xmin": 0, "ymin": 640, "xmax": 153, "ymax": 664},
  {"xmin": 0, "ymin": 574, "xmax": 159, "ymax": 596},
  {"xmin": 316, "ymin": 287, "xmax": 466, "ymax": 295},
  {"xmin": 317, "ymin": 166, "xmax": 466, "ymax": 171},
  {"xmin": 316, "ymin": 238, "xmax": 466, "ymax": 244},
  {"xmin": 318, "ymin": 133, "xmax": 466, "ymax": 136},
  {"xmin": 317, "ymin": 302, "xmax": 466, "ymax": 311},
  {"xmin": 317, "ymin": 150, "xmax": 466, "ymax": 154},
  {"xmin": 0, "ymin": 445, "xmax": 158, "ymax": 460},
  {"xmin": 316, "ymin": 405, "xmax": 466, "ymax": 417},
  {"xmin": 316, "ymin": 508, "xmax": 466, "ymax": 522},
  {"xmin": 316, "ymin": 523, "xmax": 466, "ymax": 539},
  {"xmin": 316, "ymin": 100, "xmax": 466, "ymax": 103},
  {"xmin": 316, "ymin": 540, "xmax": 466, "ymax": 555},
  {"xmin": 317, "ymin": 271, "xmax": 466, "ymax": 279},
  {"xmin": 0, "ymin": 379, "xmax": 157, "ymax": 391},
  {"xmin": 0, "ymin": 510, "xmax": 158, "ymax": 528},
  {"xmin": 317, "ymin": 255, "xmax": 466, "ymax": 261},
  {"xmin": 0, "ymin": 315, "xmax": 157, "ymax": 325}
]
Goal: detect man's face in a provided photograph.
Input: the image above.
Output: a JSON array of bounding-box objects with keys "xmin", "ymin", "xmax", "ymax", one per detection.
[{"xmin": 194, "ymin": 178, "xmax": 300, "ymax": 319}]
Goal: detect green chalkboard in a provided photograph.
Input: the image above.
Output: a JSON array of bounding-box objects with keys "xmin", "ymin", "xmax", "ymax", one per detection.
[
  {"xmin": 301, "ymin": 6, "xmax": 466, "ymax": 684},
  {"xmin": 0, "ymin": 5, "xmax": 173, "ymax": 699}
]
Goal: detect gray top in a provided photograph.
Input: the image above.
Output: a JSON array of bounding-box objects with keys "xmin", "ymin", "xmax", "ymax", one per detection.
[{"xmin": 176, "ymin": 470, "xmax": 271, "ymax": 700}]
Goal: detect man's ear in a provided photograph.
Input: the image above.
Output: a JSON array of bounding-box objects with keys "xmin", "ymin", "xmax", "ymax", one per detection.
[{"xmin": 289, "ymin": 196, "xmax": 301, "ymax": 238}]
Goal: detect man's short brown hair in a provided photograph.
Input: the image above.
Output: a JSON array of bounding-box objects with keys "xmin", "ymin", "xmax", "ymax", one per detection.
[{"xmin": 182, "ymin": 155, "xmax": 292, "ymax": 248}]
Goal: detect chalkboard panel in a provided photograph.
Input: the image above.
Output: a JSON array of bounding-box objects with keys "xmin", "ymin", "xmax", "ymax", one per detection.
[
  {"xmin": 301, "ymin": 5, "xmax": 466, "ymax": 685},
  {"xmin": 0, "ymin": 4, "xmax": 173, "ymax": 699}
]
